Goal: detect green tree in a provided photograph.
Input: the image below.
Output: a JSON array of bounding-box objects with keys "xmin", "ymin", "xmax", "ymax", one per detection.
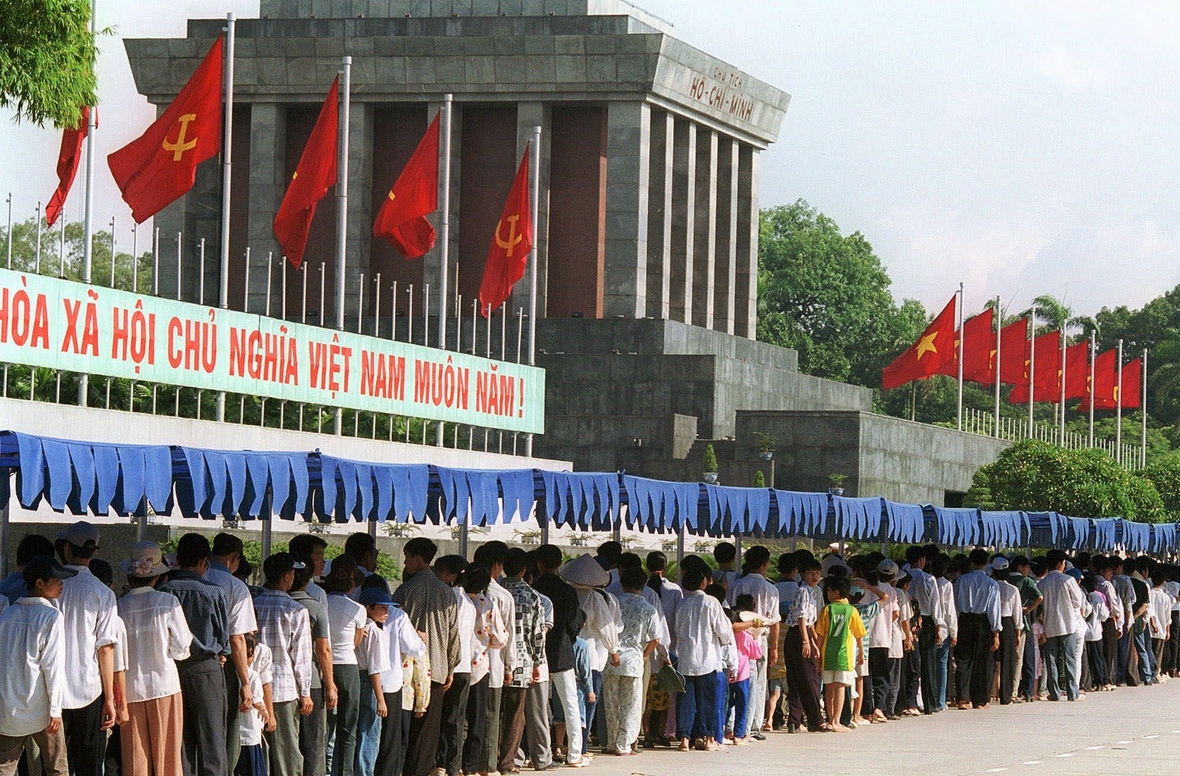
[
  {"xmin": 970, "ymin": 439, "xmax": 1165, "ymax": 522},
  {"xmin": 0, "ymin": 0, "xmax": 99, "ymax": 126},
  {"xmin": 757, "ymin": 200, "xmax": 925, "ymax": 387}
]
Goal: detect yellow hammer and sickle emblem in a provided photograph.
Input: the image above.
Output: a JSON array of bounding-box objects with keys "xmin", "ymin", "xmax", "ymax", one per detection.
[
  {"xmin": 162, "ymin": 113, "xmax": 199, "ymax": 162},
  {"xmin": 495, "ymin": 215, "xmax": 524, "ymax": 257}
]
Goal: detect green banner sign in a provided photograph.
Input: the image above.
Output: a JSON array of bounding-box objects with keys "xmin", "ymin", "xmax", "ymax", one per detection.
[{"xmin": 0, "ymin": 268, "xmax": 546, "ymax": 434}]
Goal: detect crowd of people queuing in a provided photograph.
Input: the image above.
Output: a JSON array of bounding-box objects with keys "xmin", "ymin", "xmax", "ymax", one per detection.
[{"xmin": 1, "ymin": 521, "xmax": 1178, "ymax": 776}]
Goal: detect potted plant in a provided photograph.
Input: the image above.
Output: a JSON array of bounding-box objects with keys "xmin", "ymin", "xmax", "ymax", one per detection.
[
  {"xmin": 703, "ymin": 443, "xmax": 719, "ymax": 483},
  {"xmin": 754, "ymin": 432, "xmax": 777, "ymax": 462},
  {"xmin": 828, "ymin": 473, "xmax": 847, "ymax": 496},
  {"xmin": 752, "ymin": 470, "xmax": 766, "ymax": 487}
]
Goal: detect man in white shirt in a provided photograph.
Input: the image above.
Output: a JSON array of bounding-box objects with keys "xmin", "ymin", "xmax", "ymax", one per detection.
[
  {"xmin": 674, "ymin": 567, "xmax": 732, "ymax": 752},
  {"xmin": 206, "ymin": 532, "xmax": 257, "ymax": 770},
  {"xmin": 1039, "ymin": 550, "xmax": 1087, "ymax": 702},
  {"xmin": 989, "ymin": 557, "xmax": 1021, "ymax": 705},
  {"xmin": 785, "ymin": 558, "xmax": 825, "ymax": 731},
  {"xmin": 904, "ymin": 545, "xmax": 945, "ymax": 715},
  {"xmin": 953, "ymin": 549, "xmax": 1002, "ymax": 709},
  {"xmin": 54, "ymin": 521, "xmax": 119, "ymax": 776},
  {"xmin": 117, "ymin": 542, "xmax": 192, "ymax": 776},
  {"xmin": 470, "ymin": 541, "xmax": 515, "ymax": 776},
  {"xmin": 726, "ymin": 546, "xmax": 779, "ymax": 739},
  {"xmin": 0, "ymin": 556, "xmax": 75, "ymax": 776},
  {"xmin": 434, "ymin": 555, "xmax": 476, "ymax": 776},
  {"xmin": 931, "ymin": 555, "xmax": 958, "ymax": 711}
]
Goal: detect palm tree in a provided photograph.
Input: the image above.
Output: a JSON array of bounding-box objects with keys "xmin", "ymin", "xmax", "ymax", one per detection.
[{"xmin": 1031, "ymin": 294, "xmax": 1093, "ymax": 342}]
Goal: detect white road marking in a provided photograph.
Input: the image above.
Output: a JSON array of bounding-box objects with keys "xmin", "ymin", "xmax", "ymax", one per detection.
[
  {"xmin": 1085, "ymin": 745, "xmax": 1105, "ymax": 750},
  {"xmin": 1115, "ymin": 740, "xmax": 1133, "ymax": 744},
  {"xmin": 1022, "ymin": 761, "xmax": 1042, "ymax": 766},
  {"xmin": 1055, "ymin": 752, "xmax": 1076, "ymax": 758},
  {"xmin": 985, "ymin": 769, "xmax": 1007, "ymax": 773},
  {"xmin": 1144, "ymin": 735, "xmax": 1159, "ymax": 739}
]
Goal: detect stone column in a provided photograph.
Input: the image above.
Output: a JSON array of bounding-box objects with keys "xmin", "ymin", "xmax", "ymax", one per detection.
[
  {"xmin": 603, "ymin": 101, "xmax": 650, "ymax": 320},
  {"xmin": 511, "ymin": 102, "xmax": 551, "ymax": 321},
  {"xmin": 691, "ymin": 128, "xmax": 717, "ymax": 329},
  {"xmin": 245, "ymin": 102, "xmax": 287, "ymax": 315},
  {"xmin": 645, "ymin": 109, "xmax": 673, "ymax": 320},
  {"xmin": 735, "ymin": 144, "xmax": 759, "ymax": 339},
  {"xmin": 712, "ymin": 137, "xmax": 739, "ymax": 335},
  {"xmin": 669, "ymin": 118, "xmax": 695, "ymax": 325}
]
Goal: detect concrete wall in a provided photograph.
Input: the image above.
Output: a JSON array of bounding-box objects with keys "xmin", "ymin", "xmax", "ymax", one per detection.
[{"xmin": 733, "ymin": 411, "xmax": 1010, "ymax": 506}]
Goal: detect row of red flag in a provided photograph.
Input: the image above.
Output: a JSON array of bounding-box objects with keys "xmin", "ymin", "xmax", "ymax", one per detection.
[
  {"xmin": 46, "ymin": 36, "xmax": 531, "ymax": 314},
  {"xmin": 882, "ymin": 295, "xmax": 1142, "ymax": 411}
]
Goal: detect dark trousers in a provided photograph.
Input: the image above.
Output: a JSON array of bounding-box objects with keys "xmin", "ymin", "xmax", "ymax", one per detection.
[
  {"xmin": 896, "ymin": 649, "xmax": 919, "ymax": 714},
  {"xmin": 178, "ymin": 656, "xmax": 229, "ymax": 776},
  {"xmin": 954, "ymin": 612, "xmax": 993, "ymax": 707},
  {"xmin": 497, "ymin": 686, "xmax": 528, "ymax": 775},
  {"xmin": 996, "ymin": 616, "xmax": 1017, "ymax": 704},
  {"xmin": 1101, "ymin": 619, "xmax": 1118, "ymax": 688},
  {"xmin": 1086, "ymin": 640, "xmax": 1107, "ymax": 690},
  {"xmin": 783, "ymin": 627, "xmax": 823, "ymax": 731},
  {"xmin": 437, "ymin": 673, "xmax": 471, "ymax": 776},
  {"xmin": 918, "ymin": 616, "xmax": 939, "ymax": 713},
  {"xmin": 1117, "ymin": 627, "xmax": 1132, "ymax": 685},
  {"xmin": 404, "ymin": 681, "xmax": 446, "ymax": 776},
  {"xmin": 461, "ymin": 677, "xmax": 489, "ymax": 775},
  {"xmin": 300, "ymin": 688, "xmax": 327, "ymax": 776},
  {"xmin": 868, "ymin": 647, "xmax": 891, "ymax": 714},
  {"xmin": 373, "ymin": 690, "xmax": 403, "ymax": 776},
  {"xmin": 225, "ymin": 662, "xmax": 243, "ymax": 774},
  {"xmin": 329, "ymin": 664, "xmax": 361, "ymax": 776},
  {"xmin": 62, "ymin": 695, "xmax": 107, "ymax": 776},
  {"xmin": 1020, "ymin": 627, "xmax": 1038, "ymax": 698}
]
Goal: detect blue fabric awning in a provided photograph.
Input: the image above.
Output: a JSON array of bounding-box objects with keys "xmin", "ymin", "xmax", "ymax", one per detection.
[
  {"xmin": 772, "ymin": 490, "xmax": 830, "ymax": 538},
  {"xmin": 620, "ymin": 476, "xmax": 699, "ymax": 534},
  {"xmin": 540, "ymin": 471, "xmax": 620, "ymax": 532},
  {"xmin": 979, "ymin": 511, "xmax": 1028, "ymax": 549},
  {"xmin": 173, "ymin": 447, "xmax": 310, "ymax": 520},
  {"xmin": 0, "ymin": 431, "xmax": 172, "ymax": 516},
  {"xmin": 884, "ymin": 500, "xmax": 926, "ymax": 544},
  {"xmin": 1091, "ymin": 518, "xmax": 1118, "ymax": 552},
  {"xmin": 317, "ymin": 456, "xmax": 429, "ymax": 524},
  {"xmin": 703, "ymin": 484, "xmax": 772, "ymax": 536},
  {"xmin": 931, "ymin": 506, "xmax": 981, "ymax": 546},
  {"xmin": 833, "ymin": 496, "xmax": 883, "ymax": 540}
]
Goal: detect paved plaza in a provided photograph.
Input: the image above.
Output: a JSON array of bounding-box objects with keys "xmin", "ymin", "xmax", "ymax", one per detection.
[{"xmin": 583, "ymin": 680, "xmax": 1180, "ymax": 775}]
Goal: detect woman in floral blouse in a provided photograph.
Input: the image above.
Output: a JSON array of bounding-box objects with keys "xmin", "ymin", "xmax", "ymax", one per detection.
[{"xmin": 461, "ymin": 565, "xmax": 508, "ymax": 776}]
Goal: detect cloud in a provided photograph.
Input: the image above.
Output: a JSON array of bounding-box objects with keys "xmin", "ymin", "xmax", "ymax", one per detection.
[{"xmin": 1035, "ymin": 42, "xmax": 1111, "ymax": 90}]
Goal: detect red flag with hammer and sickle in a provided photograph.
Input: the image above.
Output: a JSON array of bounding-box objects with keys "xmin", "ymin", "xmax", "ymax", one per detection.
[
  {"xmin": 108, "ymin": 36, "xmax": 224, "ymax": 223},
  {"xmin": 478, "ymin": 145, "xmax": 532, "ymax": 315}
]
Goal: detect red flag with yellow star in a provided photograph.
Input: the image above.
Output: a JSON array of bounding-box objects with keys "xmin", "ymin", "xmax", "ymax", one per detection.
[
  {"xmin": 936, "ymin": 307, "xmax": 994, "ymax": 383},
  {"xmin": 1008, "ymin": 331, "xmax": 1062, "ymax": 403},
  {"xmin": 881, "ymin": 295, "xmax": 957, "ymax": 390},
  {"xmin": 373, "ymin": 113, "xmax": 439, "ymax": 259},
  {"xmin": 108, "ymin": 36, "xmax": 224, "ymax": 223},
  {"xmin": 478, "ymin": 145, "xmax": 532, "ymax": 315},
  {"xmin": 274, "ymin": 77, "xmax": 339, "ymax": 269}
]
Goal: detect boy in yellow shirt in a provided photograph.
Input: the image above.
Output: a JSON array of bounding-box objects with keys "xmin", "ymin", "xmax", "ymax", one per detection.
[{"xmin": 815, "ymin": 575, "xmax": 866, "ymax": 732}]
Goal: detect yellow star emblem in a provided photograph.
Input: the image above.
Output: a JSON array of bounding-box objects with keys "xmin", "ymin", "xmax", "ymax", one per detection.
[{"xmin": 916, "ymin": 331, "xmax": 939, "ymax": 361}]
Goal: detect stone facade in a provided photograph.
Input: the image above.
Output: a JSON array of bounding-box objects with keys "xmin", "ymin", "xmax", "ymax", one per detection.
[{"xmin": 124, "ymin": 2, "xmax": 789, "ymax": 335}]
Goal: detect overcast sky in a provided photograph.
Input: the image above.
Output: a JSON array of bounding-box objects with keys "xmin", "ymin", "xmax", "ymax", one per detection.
[{"xmin": 3, "ymin": 0, "xmax": 1179, "ymax": 318}]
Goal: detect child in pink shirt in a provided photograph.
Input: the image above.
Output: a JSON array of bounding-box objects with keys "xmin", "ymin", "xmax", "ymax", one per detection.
[{"xmin": 728, "ymin": 595, "xmax": 765, "ymax": 743}]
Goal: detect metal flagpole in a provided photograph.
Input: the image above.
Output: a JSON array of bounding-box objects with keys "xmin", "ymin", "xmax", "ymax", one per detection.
[
  {"xmin": 1116, "ymin": 339, "xmax": 1124, "ymax": 464},
  {"xmin": 956, "ymin": 282, "xmax": 964, "ymax": 431},
  {"xmin": 436, "ymin": 94, "xmax": 453, "ymax": 446},
  {"xmin": 4, "ymin": 193, "xmax": 10, "ymax": 268},
  {"xmin": 34, "ymin": 203, "xmax": 42, "ymax": 273},
  {"xmin": 1142, "ymin": 348, "xmax": 1149, "ymax": 469},
  {"xmin": 993, "ymin": 296, "xmax": 1001, "ymax": 438},
  {"xmin": 216, "ymin": 13, "xmax": 236, "ymax": 423},
  {"xmin": 1088, "ymin": 330, "xmax": 1096, "ymax": 447},
  {"xmin": 1027, "ymin": 307, "xmax": 1036, "ymax": 436},
  {"xmin": 78, "ymin": 0, "xmax": 98, "ymax": 408},
  {"xmin": 525, "ymin": 126, "xmax": 541, "ymax": 459},
  {"xmin": 1059, "ymin": 325, "xmax": 1067, "ymax": 445},
  {"xmin": 333, "ymin": 56, "xmax": 352, "ymax": 436}
]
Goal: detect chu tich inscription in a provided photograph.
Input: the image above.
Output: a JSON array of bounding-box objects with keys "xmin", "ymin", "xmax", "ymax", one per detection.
[{"xmin": 686, "ymin": 66, "xmax": 755, "ymax": 123}]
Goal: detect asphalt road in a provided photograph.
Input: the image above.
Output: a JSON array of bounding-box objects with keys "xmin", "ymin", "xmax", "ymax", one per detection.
[{"xmin": 579, "ymin": 679, "xmax": 1180, "ymax": 776}]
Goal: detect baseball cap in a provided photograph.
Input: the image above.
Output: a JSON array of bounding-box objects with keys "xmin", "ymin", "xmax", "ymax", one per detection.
[
  {"xmin": 877, "ymin": 559, "xmax": 899, "ymax": 578},
  {"xmin": 358, "ymin": 587, "xmax": 398, "ymax": 608},
  {"xmin": 990, "ymin": 557, "xmax": 1010, "ymax": 572},
  {"xmin": 57, "ymin": 521, "xmax": 99, "ymax": 550},
  {"xmin": 262, "ymin": 552, "xmax": 306, "ymax": 580},
  {"xmin": 23, "ymin": 556, "xmax": 78, "ymax": 586}
]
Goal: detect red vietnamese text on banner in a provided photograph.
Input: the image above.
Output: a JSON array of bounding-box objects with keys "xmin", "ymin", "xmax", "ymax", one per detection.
[
  {"xmin": 274, "ymin": 78, "xmax": 339, "ymax": 269},
  {"xmin": 1089, "ymin": 357, "xmax": 1142, "ymax": 410},
  {"xmin": 998, "ymin": 318, "xmax": 1029, "ymax": 385},
  {"xmin": 1061, "ymin": 342, "xmax": 1091, "ymax": 401},
  {"xmin": 1077, "ymin": 349, "xmax": 1118, "ymax": 412},
  {"xmin": 881, "ymin": 295, "xmax": 957, "ymax": 390},
  {"xmin": 45, "ymin": 106, "xmax": 92, "ymax": 227},
  {"xmin": 373, "ymin": 113, "xmax": 440, "ymax": 259},
  {"xmin": 478, "ymin": 144, "xmax": 532, "ymax": 315},
  {"xmin": 1008, "ymin": 331, "xmax": 1062, "ymax": 404},
  {"xmin": 108, "ymin": 37, "xmax": 224, "ymax": 223},
  {"xmin": 936, "ymin": 308, "xmax": 994, "ymax": 383}
]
